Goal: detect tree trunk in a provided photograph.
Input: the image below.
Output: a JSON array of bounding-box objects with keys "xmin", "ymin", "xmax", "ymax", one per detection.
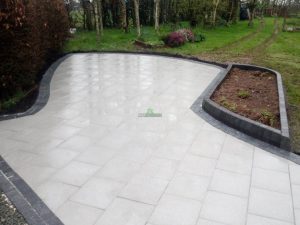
[
  {"xmin": 133, "ymin": 0, "xmax": 141, "ymax": 37},
  {"xmin": 84, "ymin": 1, "xmax": 93, "ymax": 31},
  {"xmin": 229, "ymin": 0, "xmax": 240, "ymax": 24},
  {"xmin": 119, "ymin": 0, "xmax": 127, "ymax": 32},
  {"xmin": 83, "ymin": 10, "xmax": 86, "ymax": 29},
  {"xmin": 94, "ymin": 0, "xmax": 100, "ymax": 42},
  {"xmin": 248, "ymin": 0, "xmax": 257, "ymax": 27},
  {"xmin": 154, "ymin": 0, "xmax": 160, "ymax": 31},
  {"xmin": 228, "ymin": 0, "xmax": 235, "ymax": 22},
  {"xmin": 98, "ymin": 0, "xmax": 103, "ymax": 35},
  {"xmin": 212, "ymin": 0, "xmax": 220, "ymax": 27},
  {"xmin": 282, "ymin": 0, "xmax": 291, "ymax": 31}
]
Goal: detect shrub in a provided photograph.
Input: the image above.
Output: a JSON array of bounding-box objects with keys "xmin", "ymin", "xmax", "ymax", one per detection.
[
  {"xmin": 0, "ymin": 0, "xmax": 69, "ymax": 103},
  {"xmin": 162, "ymin": 29, "xmax": 196, "ymax": 48},
  {"xmin": 162, "ymin": 31, "xmax": 186, "ymax": 47},
  {"xmin": 177, "ymin": 29, "xmax": 195, "ymax": 42},
  {"xmin": 194, "ymin": 34, "xmax": 206, "ymax": 42}
]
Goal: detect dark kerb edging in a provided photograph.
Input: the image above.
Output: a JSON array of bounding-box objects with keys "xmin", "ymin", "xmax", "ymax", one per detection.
[
  {"xmin": 0, "ymin": 156, "xmax": 64, "ymax": 225},
  {"xmin": 202, "ymin": 63, "xmax": 291, "ymax": 151},
  {"xmin": 0, "ymin": 55, "xmax": 71, "ymax": 121}
]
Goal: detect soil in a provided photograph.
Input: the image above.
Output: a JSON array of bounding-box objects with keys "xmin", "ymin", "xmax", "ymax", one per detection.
[{"xmin": 211, "ymin": 67, "xmax": 281, "ymax": 129}]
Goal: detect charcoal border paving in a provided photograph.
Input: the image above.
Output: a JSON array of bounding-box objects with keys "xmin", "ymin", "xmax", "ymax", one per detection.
[
  {"xmin": 0, "ymin": 156, "xmax": 64, "ymax": 225},
  {"xmin": 0, "ymin": 55, "xmax": 71, "ymax": 122}
]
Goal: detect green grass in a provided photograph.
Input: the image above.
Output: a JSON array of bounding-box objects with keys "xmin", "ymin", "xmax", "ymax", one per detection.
[
  {"xmin": 227, "ymin": 18, "xmax": 276, "ymax": 54},
  {"xmin": 64, "ymin": 17, "xmax": 300, "ymax": 153},
  {"xmin": 64, "ymin": 19, "xmax": 257, "ymax": 54},
  {"xmin": 260, "ymin": 31, "xmax": 300, "ymax": 151}
]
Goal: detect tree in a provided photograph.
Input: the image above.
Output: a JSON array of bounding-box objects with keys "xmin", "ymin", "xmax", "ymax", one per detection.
[
  {"xmin": 133, "ymin": 0, "xmax": 141, "ymax": 37},
  {"xmin": 119, "ymin": 0, "xmax": 127, "ymax": 32},
  {"xmin": 256, "ymin": 0, "xmax": 269, "ymax": 18},
  {"xmin": 212, "ymin": 0, "xmax": 221, "ymax": 27},
  {"xmin": 154, "ymin": 0, "xmax": 160, "ymax": 31},
  {"xmin": 228, "ymin": 0, "xmax": 240, "ymax": 23},
  {"xmin": 82, "ymin": 0, "xmax": 94, "ymax": 30},
  {"xmin": 93, "ymin": 0, "xmax": 100, "ymax": 41},
  {"xmin": 98, "ymin": 0, "xmax": 104, "ymax": 34},
  {"xmin": 248, "ymin": 0, "xmax": 257, "ymax": 27},
  {"xmin": 282, "ymin": 0, "xmax": 292, "ymax": 31}
]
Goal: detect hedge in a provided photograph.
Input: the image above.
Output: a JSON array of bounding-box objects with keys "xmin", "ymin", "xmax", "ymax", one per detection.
[{"xmin": 0, "ymin": 0, "xmax": 69, "ymax": 108}]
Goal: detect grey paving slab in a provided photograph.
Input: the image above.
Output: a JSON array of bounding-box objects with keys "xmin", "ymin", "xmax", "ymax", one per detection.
[
  {"xmin": 56, "ymin": 201, "xmax": 104, "ymax": 225},
  {"xmin": 248, "ymin": 188, "xmax": 294, "ymax": 223},
  {"xmin": 200, "ymin": 191, "xmax": 248, "ymax": 225},
  {"xmin": 149, "ymin": 194, "xmax": 202, "ymax": 225},
  {"xmin": 95, "ymin": 198, "xmax": 153, "ymax": 225},
  {"xmin": 0, "ymin": 54, "xmax": 299, "ymax": 225},
  {"xmin": 246, "ymin": 214, "xmax": 293, "ymax": 225}
]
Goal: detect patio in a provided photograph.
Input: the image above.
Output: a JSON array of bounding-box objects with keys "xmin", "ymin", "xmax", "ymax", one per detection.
[{"xmin": 0, "ymin": 54, "xmax": 299, "ymax": 225}]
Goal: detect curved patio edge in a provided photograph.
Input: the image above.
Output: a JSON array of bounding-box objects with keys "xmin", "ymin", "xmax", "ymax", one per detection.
[
  {"xmin": 0, "ymin": 51, "xmax": 227, "ymax": 122},
  {"xmin": 0, "ymin": 51, "xmax": 298, "ymax": 159},
  {"xmin": 0, "ymin": 55, "xmax": 71, "ymax": 122}
]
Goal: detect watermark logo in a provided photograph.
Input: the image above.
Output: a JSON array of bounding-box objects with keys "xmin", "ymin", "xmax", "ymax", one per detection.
[{"xmin": 138, "ymin": 108, "xmax": 162, "ymax": 118}]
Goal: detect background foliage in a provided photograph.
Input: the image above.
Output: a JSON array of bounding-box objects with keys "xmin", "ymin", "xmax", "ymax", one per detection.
[{"xmin": 0, "ymin": 0, "xmax": 69, "ymax": 108}]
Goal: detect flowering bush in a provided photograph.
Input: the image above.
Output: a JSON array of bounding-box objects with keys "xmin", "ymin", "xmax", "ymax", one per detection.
[
  {"xmin": 177, "ymin": 29, "xmax": 195, "ymax": 42},
  {"xmin": 162, "ymin": 31, "xmax": 186, "ymax": 47},
  {"xmin": 162, "ymin": 29, "xmax": 196, "ymax": 47}
]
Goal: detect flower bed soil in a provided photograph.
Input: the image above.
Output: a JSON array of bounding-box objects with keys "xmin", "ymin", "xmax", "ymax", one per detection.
[{"xmin": 211, "ymin": 67, "xmax": 280, "ymax": 129}]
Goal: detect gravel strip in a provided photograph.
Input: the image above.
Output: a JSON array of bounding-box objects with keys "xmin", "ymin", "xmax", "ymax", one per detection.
[{"xmin": 0, "ymin": 191, "xmax": 28, "ymax": 225}]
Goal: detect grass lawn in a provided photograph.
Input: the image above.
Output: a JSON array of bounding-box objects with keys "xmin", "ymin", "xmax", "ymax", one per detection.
[
  {"xmin": 260, "ymin": 31, "xmax": 300, "ymax": 151},
  {"xmin": 64, "ymin": 19, "xmax": 258, "ymax": 54},
  {"xmin": 64, "ymin": 17, "xmax": 300, "ymax": 153}
]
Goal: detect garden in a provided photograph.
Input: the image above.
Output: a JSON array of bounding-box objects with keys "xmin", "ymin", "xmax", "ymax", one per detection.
[
  {"xmin": 1, "ymin": 1, "xmax": 300, "ymax": 224},
  {"xmin": 63, "ymin": 0, "xmax": 300, "ymax": 152},
  {"xmin": 2, "ymin": 0, "xmax": 299, "ymax": 152}
]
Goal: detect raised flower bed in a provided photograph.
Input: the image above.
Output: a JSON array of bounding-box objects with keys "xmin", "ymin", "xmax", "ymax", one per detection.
[{"xmin": 202, "ymin": 64, "xmax": 291, "ymax": 151}]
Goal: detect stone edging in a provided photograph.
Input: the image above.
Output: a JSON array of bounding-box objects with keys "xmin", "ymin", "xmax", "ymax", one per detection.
[
  {"xmin": 202, "ymin": 63, "xmax": 291, "ymax": 151},
  {"xmin": 0, "ymin": 55, "xmax": 71, "ymax": 121},
  {"xmin": 0, "ymin": 156, "xmax": 64, "ymax": 225}
]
